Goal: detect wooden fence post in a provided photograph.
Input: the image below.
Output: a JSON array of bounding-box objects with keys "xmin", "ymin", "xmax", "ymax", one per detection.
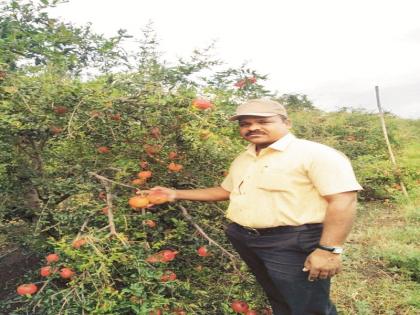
[{"xmin": 374, "ymin": 86, "xmax": 409, "ymax": 197}]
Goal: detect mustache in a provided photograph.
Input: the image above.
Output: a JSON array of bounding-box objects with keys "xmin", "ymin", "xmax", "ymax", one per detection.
[{"xmin": 245, "ymin": 131, "xmax": 266, "ymax": 137}]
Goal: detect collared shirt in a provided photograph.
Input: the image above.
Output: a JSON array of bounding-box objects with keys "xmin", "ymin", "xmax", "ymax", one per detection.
[{"xmin": 221, "ymin": 133, "xmax": 363, "ymax": 228}]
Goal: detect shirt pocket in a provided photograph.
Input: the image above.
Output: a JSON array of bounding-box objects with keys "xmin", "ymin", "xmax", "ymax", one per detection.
[{"xmin": 256, "ymin": 169, "xmax": 290, "ymax": 191}]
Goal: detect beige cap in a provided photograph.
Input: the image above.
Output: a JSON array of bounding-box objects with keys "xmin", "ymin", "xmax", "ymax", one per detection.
[{"xmin": 229, "ymin": 99, "xmax": 288, "ymax": 121}]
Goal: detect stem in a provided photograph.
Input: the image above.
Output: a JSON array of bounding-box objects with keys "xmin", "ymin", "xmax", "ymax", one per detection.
[
  {"xmin": 88, "ymin": 171, "xmax": 146, "ymax": 191},
  {"xmin": 32, "ymin": 280, "xmax": 51, "ymax": 312},
  {"xmin": 0, "ymin": 247, "xmax": 19, "ymax": 260},
  {"xmin": 76, "ymin": 218, "xmax": 90, "ymax": 239},
  {"xmin": 17, "ymin": 91, "xmax": 34, "ymax": 113},
  {"xmin": 67, "ymin": 99, "xmax": 84, "ymax": 138},
  {"xmin": 88, "ymin": 172, "xmax": 117, "ymax": 235},
  {"xmin": 178, "ymin": 205, "xmax": 238, "ymax": 262}
]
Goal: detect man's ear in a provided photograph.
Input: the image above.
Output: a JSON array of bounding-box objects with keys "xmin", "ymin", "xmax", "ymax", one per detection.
[{"xmin": 286, "ymin": 119, "xmax": 292, "ymax": 129}]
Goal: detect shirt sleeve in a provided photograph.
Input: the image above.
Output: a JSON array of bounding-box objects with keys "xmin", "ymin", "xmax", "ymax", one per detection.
[
  {"xmin": 220, "ymin": 170, "xmax": 234, "ymax": 192},
  {"xmin": 307, "ymin": 147, "xmax": 363, "ymax": 196}
]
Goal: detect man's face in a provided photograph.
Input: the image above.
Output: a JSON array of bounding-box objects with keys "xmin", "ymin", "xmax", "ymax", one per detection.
[{"xmin": 238, "ymin": 115, "xmax": 291, "ymax": 147}]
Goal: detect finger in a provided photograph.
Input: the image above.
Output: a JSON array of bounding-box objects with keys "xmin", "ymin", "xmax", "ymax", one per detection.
[
  {"xmin": 329, "ymin": 271, "xmax": 338, "ymax": 278},
  {"xmin": 152, "ymin": 186, "xmax": 169, "ymax": 192},
  {"xmin": 302, "ymin": 259, "xmax": 311, "ymax": 272},
  {"xmin": 135, "ymin": 188, "xmax": 150, "ymax": 195},
  {"xmin": 318, "ymin": 271, "xmax": 330, "ymax": 280},
  {"xmin": 308, "ymin": 275, "xmax": 319, "ymax": 281},
  {"xmin": 308, "ymin": 269, "xmax": 320, "ymax": 281},
  {"xmin": 325, "ymin": 269, "xmax": 336, "ymax": 278},
  {"xmin": 309, "ymin": 267, "xmax": 319, "ymax": 277},
  {"xmin": 326, "ymin": 267, "xmax": 340, "ymax": 279}
]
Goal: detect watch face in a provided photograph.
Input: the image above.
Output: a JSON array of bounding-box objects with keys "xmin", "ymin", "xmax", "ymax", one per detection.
[{"xmin": 332, "ymin": 247, "xmax": 344, "ymax": 254}]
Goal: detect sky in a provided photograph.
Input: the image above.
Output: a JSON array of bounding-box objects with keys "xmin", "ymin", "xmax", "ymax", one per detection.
[{"xmin": 48, "ymin": 0, "xmax": 420, "ymax": 118}]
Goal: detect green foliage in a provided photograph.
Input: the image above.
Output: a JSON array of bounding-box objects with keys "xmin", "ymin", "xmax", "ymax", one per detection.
[
  {"xmin": 0, "ymin": 0, "xmax": 127, "ymax": 73},
  {"xmin": 277, "ymin": 93, "xmax": 316, "ymax": 111},
  {"xmin": 0, "ymin": 1, "xmax": 419, "ymax": 313}
]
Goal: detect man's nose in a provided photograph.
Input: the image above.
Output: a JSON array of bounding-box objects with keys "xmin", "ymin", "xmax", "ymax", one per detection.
[{"xmin": 248, "ymin": 124, "xmax": 260, "ymax": 131}]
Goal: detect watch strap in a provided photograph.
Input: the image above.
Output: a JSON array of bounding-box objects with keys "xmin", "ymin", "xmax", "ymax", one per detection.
[{"xmin": 317, "ymin": 244, "xmax": 344, "ymax": 254}]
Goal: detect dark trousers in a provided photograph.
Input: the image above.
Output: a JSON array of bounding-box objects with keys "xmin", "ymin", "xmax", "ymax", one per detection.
[{"xmin": 225, "ymin": 223, "xmax": 338, "ymax": 315}]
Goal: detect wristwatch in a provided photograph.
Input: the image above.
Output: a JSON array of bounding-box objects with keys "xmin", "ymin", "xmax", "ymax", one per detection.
[{"xmin": 317, "ymin": 244, "xmax": 344, "ymax": 254}]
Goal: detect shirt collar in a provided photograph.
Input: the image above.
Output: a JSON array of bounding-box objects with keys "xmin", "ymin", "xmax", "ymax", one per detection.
[
  {"xmin": 245, "ymin": 133, "xmax": 296, "ymax": 156},
  {"xmin": 268, "ymin": 133, "xmax": 296, "ymax": 151}
]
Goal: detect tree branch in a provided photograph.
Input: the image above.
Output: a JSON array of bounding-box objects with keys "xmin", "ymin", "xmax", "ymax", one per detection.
[
  {"xmin": 89, "ymin": 172, "xmax": 117, "ymax": 236},
  {"xmin": 178, "ymin": 205, "xmax": 238, "ymax": 263},
  {"xmin": 88, "ymin": 171, "xmax": 145, "ymax": 191},
  {"xmin": 66, "ymin": 99, "xmax": 84, "ymax": 138},
  {"xmin": 76, "ymin": 218, "xmax": 90, "ymax": 239}
]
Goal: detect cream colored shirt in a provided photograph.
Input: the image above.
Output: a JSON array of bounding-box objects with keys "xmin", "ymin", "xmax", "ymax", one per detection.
[{"xmin": 221, "ymin": 133, "xmax": 363, "ymax": 228}]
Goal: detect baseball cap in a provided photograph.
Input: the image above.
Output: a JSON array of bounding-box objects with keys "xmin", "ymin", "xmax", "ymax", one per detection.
[{"xmin": 229, "ymin": 99, "xmax": 288, "ymax": 121}]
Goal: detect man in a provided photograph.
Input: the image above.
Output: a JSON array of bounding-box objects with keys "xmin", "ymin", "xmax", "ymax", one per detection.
[{"xmin": 151, "ymin": 99, "xmax": 362, "ymax": 315}]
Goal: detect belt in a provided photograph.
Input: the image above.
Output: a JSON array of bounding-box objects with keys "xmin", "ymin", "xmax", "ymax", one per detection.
[{"xmin": 232, "ymin": 222, "xmax": 323, "ymax": 236}]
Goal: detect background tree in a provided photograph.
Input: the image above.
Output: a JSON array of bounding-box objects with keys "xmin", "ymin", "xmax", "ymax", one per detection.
[{"xmin": 0, "ymin": 0, "xmax": 128, "ymax": 73}]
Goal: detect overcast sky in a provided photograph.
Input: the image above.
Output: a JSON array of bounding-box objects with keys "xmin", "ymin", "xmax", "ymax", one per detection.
[{"xmin": 48, "ymin": 0, "xmax": 420, "ymax": 118}]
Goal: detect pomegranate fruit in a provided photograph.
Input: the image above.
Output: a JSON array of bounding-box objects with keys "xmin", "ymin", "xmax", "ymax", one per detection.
[
  {"xmin": 17, "ymin": 283, "xmax": 38, "ymax": 296},
  {"xmin": 46, "ymin": 253, "xmax": 59, "ymax": 264},
  {"xmin": 231, "ymin": 300, "xmax": 249, "ymax": 313},
  {"xmin": 197, "ymin": 246, "xmax": 209, "ymax": 257},
  {"xmin": 59, "ymin": 267, "xmax": 75, "ymax": 279},
  {"xmin": 128, "ymin": 196, "xmax": 150, "ymax": 209}
]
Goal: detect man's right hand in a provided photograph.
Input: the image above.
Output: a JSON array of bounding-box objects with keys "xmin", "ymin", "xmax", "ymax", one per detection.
[{"xmin": 149, "ymin": 186, "xmax": 177, "ymax": 202}]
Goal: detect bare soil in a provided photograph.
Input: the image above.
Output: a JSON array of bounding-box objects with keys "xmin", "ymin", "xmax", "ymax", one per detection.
[{"xmin": 0, "ymin": 244, "xmax": 41, "ymax": 301}]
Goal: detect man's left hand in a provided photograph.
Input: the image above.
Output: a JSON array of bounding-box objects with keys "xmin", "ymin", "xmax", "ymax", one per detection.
[{"xmin": 302, "ymin": 248, "xmax": 342, "ymax": 281}]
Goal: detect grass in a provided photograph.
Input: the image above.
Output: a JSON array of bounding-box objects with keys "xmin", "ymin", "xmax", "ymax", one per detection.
[{"xmin": 332, "ymin": 197, "xmax": 420, "ymax": 314}]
